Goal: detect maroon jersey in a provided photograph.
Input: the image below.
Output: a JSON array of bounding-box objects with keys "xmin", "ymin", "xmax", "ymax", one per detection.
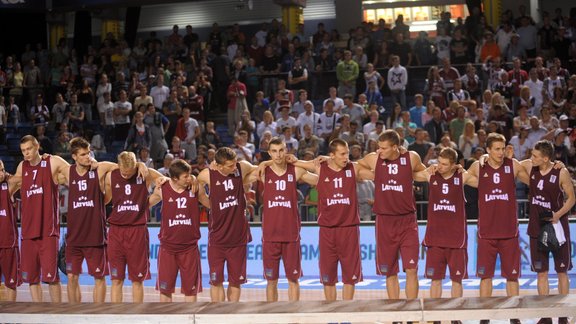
[
  {"xmin": 208, "ymin": 165, "xmax": 250, "ymax": 247},
  {"xmin": 0, "ymin": 181, "xmax": 17, "ymax": 248},
  {"xmin": 478, "ymin": 158, "xmax": 518, "ymax": 239},
  {"xmin": 108, "ymin": 169, "xmax": 150, "ymax": 226},
  {"xmin": 262, "ymin": 164, "xmax": 300, "ymax": 242},
  {"xmin": 317, "ymin": 162, "xmax": 360, "ymax": 227},
  {"xmin": 159, "ymin": 182, "xmax": 201, "ymax": 252},
  {"xmin": 21, "ymin": 157, "xmax": 59, "ymax": 239},
  {"xmin": 67, "ymin": 167, "xmax": 106, "ymax": 247},
  {"xmin": 373, "ymin": 152, "xmax": 416, "ymax": 216},
  {"xmin": 528, "ymin": 167, "xmax": 567, "ymax": 238},
  {"xmin": 423, "ymin": 173, "xmax": 467, "ymax": 248}
]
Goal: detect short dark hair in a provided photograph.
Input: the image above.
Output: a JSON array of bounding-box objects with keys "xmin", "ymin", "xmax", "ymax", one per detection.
[
  {"xmin": 486, "ymin": 132, "xmax": 506, "ymax": 148},
  {"xmin": 70, "ymin": 137, "xmax": 90, "ymax": 155},
  {"xmin": 169, "ymin": 159, "xmax": 191, "ymax": 180},
  {"xmin": 215, "ymin": 147, "xmax": 237, "ymax": 165},
  {"xmin": 329, "ymin": 138, "xmax": 348, "ymax": 153},
  {"xmin": 378, "ymin": 130, "xmax": 401, "ymax": 146},
  {"xmin": 439, "ymin": 147, "xmax": 457, "ymax": 164},
  {"xmin": 533, "ymin": 140, "xmax": 554, "ymax": 159},
  {"xmin": 268, "ymin": 137, "xmax": 285, "ymax": 147}
]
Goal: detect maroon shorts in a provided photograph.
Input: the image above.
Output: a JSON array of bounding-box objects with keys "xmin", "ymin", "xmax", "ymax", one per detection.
[
  {"xmin": 65, "ymin": 245, "xmax": 108, "ymax": 278},
  {"xmin": 529, "ymin": 237, "xmax": 573, "ymax": 273},
  {"xmin": 376, "ymin": 214, "xmax": 420, "ymax": 276},
  {"xmin": 21, "ymin": 237, "xmax": 60, "ymax": 284},
  {"xmin": 157, "ymin": 245, "xmax": 202, "ymax": 296},
  {"xmin": 425, "ymin": 246, "xmax": 468, "ymax": 282},
  {"xmin": 477, "ymin": 236, "xmax": 521, "ymax": 280},
  {"xmin": 319, "ymin": 226, "xmax": 362, "ymax": 286},
  {"xmin": 0, "ymin": 247, "xmax": 21, "ymax": 289},
  {"xmin": 262, "ymin": 241, "xmax": 302, "ymax": 282},
  {"xmin": 208, "ymin": 245, "xmax": 247, "ymax": 287},
  {"xmin": 107, "ymin": 225, "xmax": 150, "ymax": 282}
]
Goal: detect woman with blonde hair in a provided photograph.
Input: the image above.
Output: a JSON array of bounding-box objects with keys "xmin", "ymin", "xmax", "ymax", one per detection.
[
  {"xmin": 256, "ymin": 110, "xmax": 277, "ymax": 138},
  {"xmin": 421, "ymin": 100, "xmax": 436, "ymax": 126},
  {"xmin": 458, "ymin": 121, "xmax": 478, "ymax": 159},
  {"xmin": 515, "ymin": 85, "xmax": 535, "ymax": 115},
  {"xmin": 424, "ymin": 66, "xmax": 447, "ymax": 109}
]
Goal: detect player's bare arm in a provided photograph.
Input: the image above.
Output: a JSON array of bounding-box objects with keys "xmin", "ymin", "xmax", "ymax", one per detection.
[
  {"xmin": 513, "ymin": 158, "xmax": 530, "ymax": 185},
  {"xmin": 286, "ymin": 155, "xmax": 319, "ymax": 174},
  {"xmin": 352, "ymin": 162, "xmax": 375, "ymax": 181},
  {"xmin": 356, "ymin": 152, "xmax": 377, "ymax": 171},
  {"xmin": 104, "ymin": 171, "xmax": 113, "ymax": 205},
  {"xmin": 239, "ymin": 160, "xmax": 259, "ymax": 185},
  {"xmin": 148, "ymin": 184, "xmax": 163, "ymax": 208},
  {"xmin": 196, "ymin": 169, "xmax": 211, "ymax": 208},
  {"xmin": 295, "ymin": 166, "xmax": 319, "ymax": 186},
  {"xmin": 9, "ymin": 162, "xmax": 23, "ymax": 193},
  {"xmin": 463, "ymin": 170, "xmax": 478, "ymax": 188},
  {"xmin": 409, "ymin": 151, "xmax": 427, "ymax": 173},
  {"xmin": 50, "ymin": 154, "xmax": 71, "ymax": 185},
  {"xmin": 145, "ymin": 167, "xmax": 164, "ymax": 188},
  {"xmin": 553, "ymin": 168, "xmax": 576, "ymax": 223}
]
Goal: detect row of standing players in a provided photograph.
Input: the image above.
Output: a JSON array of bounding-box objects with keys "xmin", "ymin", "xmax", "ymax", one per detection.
[{"xmin": 0, "ymin": 131, "xmax": 573, "ymax": 309}]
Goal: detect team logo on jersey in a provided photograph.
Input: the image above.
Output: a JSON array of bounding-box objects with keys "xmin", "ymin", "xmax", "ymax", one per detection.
[
  {"xmin": 400, "ymin": 157, "xmax": 406, "ymax": 165},
  {"xmin": 550, "ymin": 175, "xmax": 557, "ymax": 183},
  {"xmin": 485, "ymin": 189, "xmax": 509, "ymax": 202},
  {"xmin": 22, "ymin": 272, "xmax": 27, "ymax": 280},
  {"xmin": 115, "ymin": 184, "xmax": 120, "ymax": 188},
  {"xmin": 268, "ymin": 179, "xmax": 273, "ymax": 184},
  {"xmin": 478, "ymin": 266, "xmax": 485, "ymax": 275},
  {"xmin": 504, "ymin": 166, "xmax": 511, "ymax": 174},
  {"xmin": 531, "ymin": 175, "xmax": 535, "ymax": 179},
  {"xmin": 159, "ymin": 281, "xmax": 168, "ymax": 290},
  {"xmin": 234, "ymin": 170, "xmax": 240, "ymax": 177},
  {"xmin": 239, "ymin": 275, "xmax": 244, "ymax": 280},
  {"xmin": 89, "ymin": 171, "xmax": 95, "ymax": 179},
  {"xmin": 1, "ymin": 183, "xmax": 7, "ymax": 190},
  {"xmin": 111, "ymin": 268, "xmax": 118, "ymax": 277},
  {"xmin": 72, "ymin": 180, "xmax": 76, "ymax": 185},
  {"xmin": 265, "ymin": 268, "xmax": 274, "ymax": 278},
  {"xmin": 345, "ymin": 170, "xmax": 352, "ymax": 178},
  {"xmin": 426, "ymin": 268, "xmax": 434, "ymax": 276},
  {"xmin": 41, "ymin": 161, "xmax": 47, "ymax": 168},
  {"xmin": 455, "ymin": 270, "xmax": 461, "ymax": 276},
  {"xmin": 136, "ymin": 177, "xmax": 143, "ymax": 184},
  {"xmin": 322, "ymin": 275, "xmax": 330, "ymax": 283},
  {"xmin": 66, "ymin": 262, "xmax": 73, "ymax": 271},
  {"xmin": 189, "ymin": 191, "xmax": 195, "ymax": 198},
  {"xmin": 454, "ymin": 177, "xmax": 460, "ymax": 185},
  {"xmin": 324, "ymin": 177, "xmax": 330, "ymax": 182},
  {"xmin": 169, "ymin": 198, "xmax": 174, "ymax": 202},
  {"xmin": 216, "ymin": 181, "xmax": 221, "ymax": 185},
  {"xmin": 432, "ymin": 181, "xmax": 438, "ymax": 185},
  {"xmin": 288, "ymin": 174, "xmax": 293, "ymax": 182},
  {"xmin": 533, "ymin": 261, "xmax": 542, "ymax": 270},
  {"xmin": 210, "ymin": 272, "xmax": 217, "ymax": 281},
  {"xmin": 483, "ymin": 173, "xmax": 489, "ymax": 177}
]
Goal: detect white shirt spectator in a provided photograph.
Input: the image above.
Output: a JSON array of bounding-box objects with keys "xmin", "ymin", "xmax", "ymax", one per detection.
[
  {"xmin": 317, "ymin": 112, "xmax": 340, "ymax": 138},
  {"xmin": 98, "ymin": 101, "xmax": 115, "ymax": 126},
  {"xmin": 257, "ymin": 121, "xmax": 277, "ymax": 138},
  {"xmin": 387, "ymin": 65, "xmax": 408, "ymax": 91},
  {"xmin": 323, "ymin": 97, "xmax": 344, "ymax": 112},
  {"xmin": 150, "ymin": 84, "xmax": 171, "ymax": 110},
  {"xmin": 524, "ymin": 78, "xmax": 544, "ymax": 115},
  {"xmin": 296, "ymin": 111, "xmax": 321, "ymax": 137},
  {"xmin": 113, "ymin": 100, "xmax": 132, "ymax": 125}
]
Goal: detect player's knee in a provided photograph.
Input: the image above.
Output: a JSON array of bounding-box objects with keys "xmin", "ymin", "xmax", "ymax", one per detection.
[
  {"xmin": 267, "ymin": 279, "xmax": 278, "ymax": 286},
  {"xmin": 112, "ymin": 279, "xmax": 124, "ymax": 286},
  {"xmin": 537, "ymin": 272, "xmax": 549, "ymax": 279}
]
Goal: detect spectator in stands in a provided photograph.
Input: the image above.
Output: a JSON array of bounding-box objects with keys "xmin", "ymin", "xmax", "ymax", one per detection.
[
  {"xmin": 447, "ymin": 79, "xmax": 474, "ymax": 109},
  {"xmin": 137, "ymin": 146, "xmax": 154, "ymax": 168},
  {"xmin": 66, "ymin": 93, "xmax": 85, "ymax": 135},
  {"xmin": 458, "ymin": 121, "xmax": 478, "ymax": 159},
  {"xmin": 425, "ymin": 66, "xmax": 447, "ymax": 109},
  {"xmin": 450, "ymin": 105, "xmax": 470, "ymax": 142},
  {"xmin": 424, "ymin": 107, "xmax": 448, "ymax": 145},
  {"xmin": 227, "ymin": 76, "xmax": 248, "ymax": 136},
  {"xmin": 517, "ymin": 16, "xmax": 538, "ymax": 60},
  {"xmin": 200, "ymin": 121, "xmax": 221, "ymax": 149},
  {"xmin": 341, "ymin": 93, "xmax": 365, "ymax": 126},
  {"xmin": 257, "ymin": 110, "xmax": 277, "ymax": 139},
  {"xmin": 288, "ymin": 57, "xmax": 308, "ymax": 92},
  {"xmin": 317, "ymin": 99, "xmax": 340, "ymax": 149},
  {"xmin": 439, "ymin": 58, "xmax": 460, "ymax": 92},
  {"xmin": 157, "ymin": 153, "xmax": 174, "ymax": 177},
  {"xmin": 174, "ymin": 106, "xmax": 200, "ymax": 161},
  {"xmin": 461, "ymin": 63, "xmax": 481, "ymax": 102},
  {"xmin": 352, "ymin": 46, "xmax": 368, "ymax": 70},
  {"xmin": 435, "ymin": 27, "xmax": 451, "ymax": 64},
  {"xmin": 53, "ymin": 130, "xmax": 72, "ymax": 160},
  {"xmin": 324, "ymin": 86, "xmax": 344, "ymax": 113},
  {"xmin": 552, "ymin": 129, "xmax": 570, "ymax": 164},
  {"xmin": 408, "ymin": 128, "xmax": 434, "ymax": 161},
  {"xmin": 421, "ymin": 100, "xmax": 436, "ymax": 126},
  {"xmin": 387, "ymin": 55, "xmax": 408, "ymax": 110},
  {"xmin": 275, "ymin": 104, "xmax": 297, "ymax": 135},
  {"xmin": 373, "ymin": 39, "xmax": 392, "ymax": 69},
  {"xmin": 124, "ymin": 111, "xmax": 151, "ymax": 153},
  {"xmin": 543, "ymin": 66, "xmax": 566, "ymax": 103},
  {"xmin": 540, "ymin": 105, "xmax": 560, "ymax": 131},
  {"xmin": 260, "ymin": 45, "xmax": 281, "ymax": 101},
  {"xmin": 388, "ymin": 32, "xmax": 412, "ymax": 66},
  {"xmin": 491, "ymin": 72, "xmax": 514, "ymax": 108},
  {"xmin": 95, "ymin": 73, "xmax": 112, "ymax": 110},
  {"xmin": 495, "ymin": 22, "xmax": 515, "ymax": 55},
  {"xmin": 409, "ymin": 94, "xmax": 426, "ymax": 128},
  {"xmin": 291, "ymin": 89, "xmax": 308, "ymax": 119},
  {"xmin": 395, "ymin": 111, "xmax": 417, "ymax": 143},
  {"xmin": 488, "ymin": 104, "xmax": 513, "ymax": 140},
  {"xmin": 167, "ymin": 136, "xmax": 186, "ymax": 161},
  {"xmin": 513, "ymin": 105, "xmax": 531, "ymax": 135},
  {"xmin": 30, "ymin": 94, "xmax": 50, "ymax": 127},
  {"xmin": 51, "ymin": 92, "xmax": 67, "ymax": 131},
  {"xmin": 113, "ymin": 89, "xmax": 132, "ymax": 141},
  {"xmin": 336, "ymin": 50, "xmax": 359, "ymax": 99},
  {"xmin": 297, "ymin": 123, "xmax": 321, "ymax": 158},
  {"xmin": 296, "ymin": 100, "xmax": 320, "ymax": 140},
  {"xmin": 524, "ymin": 68, "xmax": 544, "ymax": 115},
  {"xmin": 449, "ymin": 29, "xmax": 468, "ymax": 65},
  {"xmin": 504, "ymin": 33, "xmax": 526, "ymax": 62}
]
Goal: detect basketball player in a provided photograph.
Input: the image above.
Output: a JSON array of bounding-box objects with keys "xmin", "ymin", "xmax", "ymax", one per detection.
[
  {"xmin": 355, "ymin": 130, "xmax": 428, "ymax": 300},
  {"xmin": 104, "ymin": 151, "xmax": 163, "ymax": 303},
  {"xmin": 197, "ymin": 147, "xmax": 259, "ymax": 302},
  {"xmin": 518, "ymin": 141, "xmax": 574, "ymax": 324},
  {"xmin": 13, "ymin": 135, "xmax": 71, "ymax": 302},
  {"xmin": 288, "ymin": 139, "xmax": 372, "ymax": 301},
  {"xmin": 0, "ymin": 160, "xmax": 21, "ymax": 301},
  {"xmin": 253, "ymin": 137, "xmax": 318, "ymax": 301},
  {"xmin": 466, "ymin": 133, "xmax": 529, "ymax": 302},
  {"xmin": 149, "ymin": 159, "xmax": 206, "ymax": 302},
  {"xmin": 420, "ymin": 148, "xmax": 478, "ymax": 299},
  {"xmin": 65, "ymin": 137, "xmax": 148, "ymax": 303}
]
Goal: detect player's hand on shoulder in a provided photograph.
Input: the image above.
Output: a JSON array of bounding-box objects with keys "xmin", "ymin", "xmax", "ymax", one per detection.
[
  {"xmin": 427, "ymin": 164, "xmax": 438, "ymax": 175},
  {"xmin": 209, "ymin": 160, "xmax": 218, "ymax": 170},
  {"xmin": 479, "ymin": 153, "xmax": 488, "ymax": 167},
  {"xmin": 285, "ymin": 154, "xmax": 298, "ymax": 164},
  {"xmin": 398, "ymin": 146, "xmax": 408, "ymax": 154},
  {"xmin": 188, "ymin": 175, "xmax": 199, "ymax": 193},
  {"xmin": 155, "ymin": 176, "xmax": 169, "ymax": 188},
  {"xmin": 136, "ymin": 162, "xmax": 149, "ymax": 179},
  {"xmin": 313, "ymin": 155, "xmax": 329, "ymax": 167},
  {"xmin": 453, "ymin": 163, "xmax": 464, "ymax": 173},
  {"xmin": 505, "ymin": 145, "xmax": 514, "ymax": 159},
  {"xmin": 552, "ymin": 160, "xmax": 565, "ymax": 169}
]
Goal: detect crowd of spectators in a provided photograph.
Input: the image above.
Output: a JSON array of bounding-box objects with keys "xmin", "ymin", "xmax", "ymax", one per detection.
[{"xmin": 0, "ymin": 4, "xmax": 576, "ymax": 221}]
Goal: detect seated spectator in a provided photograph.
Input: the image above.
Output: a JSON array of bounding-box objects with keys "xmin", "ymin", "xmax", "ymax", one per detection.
[
  {"xmin": 157, "ymin": 153, "xmax": 174, "ymax": 177},
  {"xmin": 54, "ymin": 131, "xmax": 72, "ymax": 161},
  {"xmin": 257, "ymin": 110, "xmax": 278, "ymax": 138},
  {"xmin": 297, "ymin": 123, "xmax": 321, "ymax": 158},
  {"xmin": 167, "ymin": 136, "xmax": 186, "ymax": 160},
  {"xmin": 509, "ymin": 125, "xmax": 533, "ymax": 160},
  {"xmin": 458, "ymin": 121, "xmax": 478, "ymax": 159},
  {"xmin": 232, "ymin": 134, "xmax": 253, "ymax": 162},
  {"xmin": 280, "ymin": 126, "xmax": 299, "ymax": 155},
  {"xmin": 201, "ymin": 121, "xmax": 222, "ymax": 148},
  {"xmin": 137, "ymin": 146, "xmax": 154, "ymax": 168}
]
